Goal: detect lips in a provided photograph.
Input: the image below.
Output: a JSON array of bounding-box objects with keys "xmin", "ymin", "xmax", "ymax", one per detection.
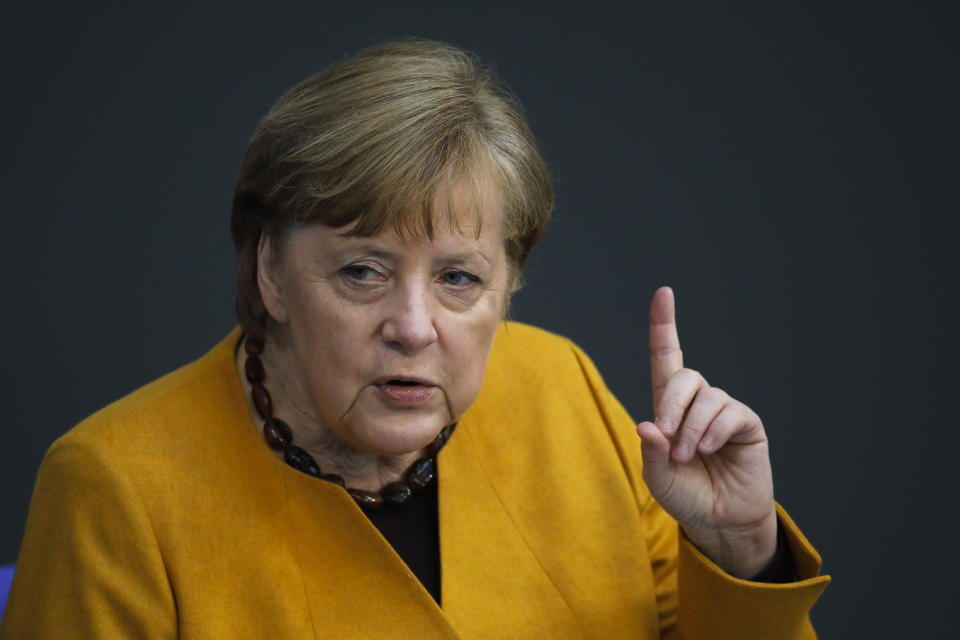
[
  {"xmin": 373, "ymin": 376, "xmax": 437, "ymax": 406},
  {"xmin": 372, "ymin": 375, "xmax": 436, "ymax": 386}
]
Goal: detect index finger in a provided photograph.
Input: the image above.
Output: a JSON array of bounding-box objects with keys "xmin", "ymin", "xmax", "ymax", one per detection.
[{"xmin": 649, "ymin": 286, "xmax": 683, "ymax": 412}]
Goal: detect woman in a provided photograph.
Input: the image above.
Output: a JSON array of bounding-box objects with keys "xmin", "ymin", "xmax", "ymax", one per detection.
[{"xmin": 0, "ymin": 39, "xmax": 829, "ymax": 638}]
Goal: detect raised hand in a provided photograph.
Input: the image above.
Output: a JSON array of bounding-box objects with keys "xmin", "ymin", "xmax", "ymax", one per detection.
[{"xmin": 635, "ymin": 287, "xmax": 778, "ymax": 579}]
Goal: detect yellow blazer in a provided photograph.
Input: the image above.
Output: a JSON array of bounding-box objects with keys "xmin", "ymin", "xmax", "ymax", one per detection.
[{"xmin": 1, "ymin": 323, "xmax": 829, "ymax": 639}]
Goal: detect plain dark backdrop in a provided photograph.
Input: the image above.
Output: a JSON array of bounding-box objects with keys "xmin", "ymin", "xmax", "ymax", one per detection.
[{"xmin": 2, "ymin": 2, "xmax": 957, "ymax": 636}]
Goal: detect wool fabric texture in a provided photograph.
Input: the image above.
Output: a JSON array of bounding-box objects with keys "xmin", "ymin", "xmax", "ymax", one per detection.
[{"xmin": 1, "ymin": 323, "xmax": 829, "ymax": 638}]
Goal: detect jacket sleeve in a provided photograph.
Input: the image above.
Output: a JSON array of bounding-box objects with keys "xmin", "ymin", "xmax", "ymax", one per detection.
[
  {"xmin": 569, "ymin": 342, "xmax": 831, "ymax": 640},
  {"xmin": 0, "ymin": 435, "xmax": 178, "ymax": 639}
]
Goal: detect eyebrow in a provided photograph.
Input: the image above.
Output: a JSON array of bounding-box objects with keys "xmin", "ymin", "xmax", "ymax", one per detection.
[
  {"xmin": 334, "ymin": 243, "xmax": 398, "ymax": 262},
  {"xmin": 335, "ymin": 241, "xmax": 492, "ymax": 267}
]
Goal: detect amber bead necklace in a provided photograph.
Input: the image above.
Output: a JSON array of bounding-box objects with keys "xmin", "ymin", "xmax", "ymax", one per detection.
[{"xmin": 241, "ymin": 335, "xmax": 453, "ymax": 510}]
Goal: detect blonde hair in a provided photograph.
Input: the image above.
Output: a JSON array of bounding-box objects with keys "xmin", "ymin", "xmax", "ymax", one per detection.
[{"xmin": 231, "ymin": 39, "xmax": 553, "ymax": 337}]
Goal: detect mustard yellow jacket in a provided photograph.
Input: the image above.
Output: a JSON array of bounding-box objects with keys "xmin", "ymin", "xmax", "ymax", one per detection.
[{"xmin": 1, "ymin": 323, "xmax": 829, "ymax": 639}]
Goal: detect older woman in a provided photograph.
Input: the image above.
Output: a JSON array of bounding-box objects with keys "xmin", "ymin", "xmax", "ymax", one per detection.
[{"xmin": 1, "ymin": 40, "xmax": 828, "ymax": 638}]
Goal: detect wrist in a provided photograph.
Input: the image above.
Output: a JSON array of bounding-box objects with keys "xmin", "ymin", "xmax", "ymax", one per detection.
[{"xmin": 682, "ymin": 509, "xmax": 779, "ymax": 579}]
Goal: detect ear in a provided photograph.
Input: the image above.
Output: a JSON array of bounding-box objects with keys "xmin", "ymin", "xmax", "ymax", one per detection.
[{"xmin": 257, "ymin": 230, "xmax": 289, "ymax": 324}]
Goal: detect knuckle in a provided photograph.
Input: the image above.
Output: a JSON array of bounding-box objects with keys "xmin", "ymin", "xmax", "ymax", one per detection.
[
  {"xmin": 661, "ymin": 395, "xmax": 686, "ymax": 413},
  {"xmin": 710, "ymin": 416, "xmax": 731, "ymax": 435},
  {"xmin": 678, "ymin": 367, "xmax": 707, "ymax": 385},
  {"xmin": 731, "ymin": 399, "xmax": 751, "ymax": 416},
  {"xmin": 649, "ymin": 344, "xmax": 679, "ymax": 357},
  {"xmin": 701, "ymin": 387, "xmax": 727, "ymax": 403},
  {"xmin": 683, "ymin": 420, "xmax": 707, "ymax": 436}
]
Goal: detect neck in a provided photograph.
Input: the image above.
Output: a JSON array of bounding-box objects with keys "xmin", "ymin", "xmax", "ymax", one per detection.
[{"xmin": 235, "ymin": 330, "xmax": 423, "ymax": 492}]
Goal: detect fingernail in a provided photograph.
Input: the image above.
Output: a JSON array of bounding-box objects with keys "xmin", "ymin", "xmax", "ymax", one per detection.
[
  {"xmin": 699, "ymin": 435, "xmax": 714, "ymax": 452},
  {"xmin": 658, "ymin": 416, "xmax": 673, "ymax": 435},
  {"xmin": 674, "ymin": 442, "xmax": 689, "ymax": 460}
]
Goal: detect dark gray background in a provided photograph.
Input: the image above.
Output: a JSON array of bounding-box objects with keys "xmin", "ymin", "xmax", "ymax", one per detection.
[{"xmin": 3, "ymin": 2, "xmax": 957, "ymax": 636}]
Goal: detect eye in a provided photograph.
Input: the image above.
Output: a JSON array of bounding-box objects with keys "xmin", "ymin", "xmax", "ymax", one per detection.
[
  {"xmin": 440, "ymin": 270, "xmax": 479, "ymax": 287},
  {"xmin": 340, "ymin": 264, "xmax": 384, "ymax": 282}
]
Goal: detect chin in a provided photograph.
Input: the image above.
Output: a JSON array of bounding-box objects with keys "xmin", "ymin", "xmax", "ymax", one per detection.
[{"xmin": 348, "ymin": 412, "xmax": 448, "ymax": 457}]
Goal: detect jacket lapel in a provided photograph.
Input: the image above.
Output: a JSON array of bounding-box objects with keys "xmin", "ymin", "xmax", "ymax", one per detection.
[
  {"xmin": 438, "ymin": 415, "xmax": 584, "ymax": 639},
  {"xmin": 283, "ymin": 470, "xmax": 458, "ymax": 638},
  {"xmin": 282, "ymin": 413, "xmax": 583, "ymax": 639}
]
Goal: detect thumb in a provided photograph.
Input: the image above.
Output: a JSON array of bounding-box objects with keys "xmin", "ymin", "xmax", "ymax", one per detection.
[{"xmin": 636, "ymin": 421, "xmax": 674, "ymax": 497}]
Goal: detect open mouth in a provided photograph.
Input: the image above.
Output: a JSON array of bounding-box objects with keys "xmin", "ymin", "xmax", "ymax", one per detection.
[{"xmin": 388, "ymin": 380, "xmax": 422, "ymax": 386}]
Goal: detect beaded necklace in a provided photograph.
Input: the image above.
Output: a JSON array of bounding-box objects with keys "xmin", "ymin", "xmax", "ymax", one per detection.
[{"xmin": 241, "ymin": 336, "xmax": 453, "ymax": 509}]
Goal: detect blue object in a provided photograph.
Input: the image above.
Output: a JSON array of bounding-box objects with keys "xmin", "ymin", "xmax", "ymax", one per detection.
[{"xmin": 0, "ymin": 564, "xmax": 14, "ymax": 623}]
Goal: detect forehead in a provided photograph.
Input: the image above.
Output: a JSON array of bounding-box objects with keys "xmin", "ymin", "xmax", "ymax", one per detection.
[
  {"xmin": 345, "ymin": 175, "xmax": 503, "ymax": 247},
  {"xmin": 335, "ymin": 212, "xmax": 501, "ymax": 261}
]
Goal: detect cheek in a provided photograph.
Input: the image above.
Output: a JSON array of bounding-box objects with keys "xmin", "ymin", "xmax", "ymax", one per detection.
[
  {"xmin": 290, "ymin": 295, "xmax": 372, "ymax": 395},
  {"xmin": 443, "ymin": 311, "xmax": 502, "ymax": 416}
]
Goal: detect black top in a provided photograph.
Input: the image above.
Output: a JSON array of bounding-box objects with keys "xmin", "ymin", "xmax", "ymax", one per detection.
[
  {"xmin": 749, "ymin": 518, "xmax": 797, "ymax": 583},
  {"xmin": 365, "ymin": 478, "xmax": 442, "ymax": 604}
]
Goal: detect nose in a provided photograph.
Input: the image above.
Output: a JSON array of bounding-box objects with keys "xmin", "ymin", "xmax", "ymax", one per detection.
[{"xmin": 380, "ymin": 283, "xmax": 439, "ymax": 354}]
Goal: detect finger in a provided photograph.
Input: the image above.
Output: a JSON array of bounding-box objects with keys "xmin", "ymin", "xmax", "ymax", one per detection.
[
  {"xmin": 655, "ymin": 368, "xmax": 708, "ymax": 437},
  {"xmin": 671, "ymin": 387, "xmax": 728, "ymax": 464},
  {"xmin": 649, "ymin": 286, "xmax": 683, "ymax": 411},
  {"xmin": 636, "ymin": 421, "xmax": 673, "ymax": 497},
  {"xmin": 698, "ymin": 401, "xmax": 767, "ymax": 453},
  {"xmin": 696, "ymin": 403, "xmax": 744, "ymax": 454}
]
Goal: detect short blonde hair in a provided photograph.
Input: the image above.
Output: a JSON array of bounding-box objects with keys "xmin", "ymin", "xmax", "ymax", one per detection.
[{"xmin": 231, "ymin": 39, "xmax": 553, "ymax": 337}]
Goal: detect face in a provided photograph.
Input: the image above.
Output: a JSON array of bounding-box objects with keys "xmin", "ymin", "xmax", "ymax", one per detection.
[{"xmin": 260, "ymin": 184, "xmax": 509, "ymax": 458}]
